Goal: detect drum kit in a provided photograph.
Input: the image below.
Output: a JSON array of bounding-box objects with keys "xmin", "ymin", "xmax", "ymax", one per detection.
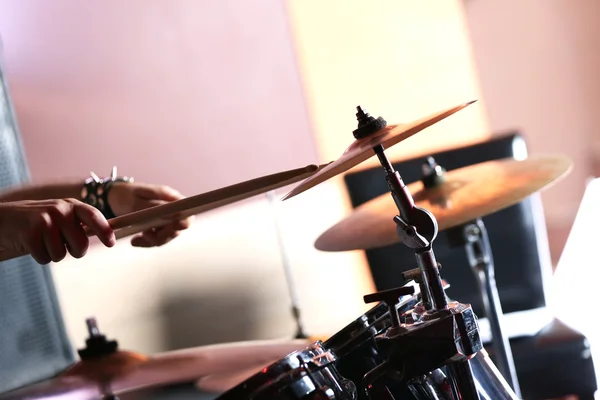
[{"xmin": 0, "ymin": 100, "xmax": 574, "ymax": 399}]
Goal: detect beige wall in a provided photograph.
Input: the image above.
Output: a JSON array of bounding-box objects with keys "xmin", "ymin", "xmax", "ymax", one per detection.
[
  {"xmin": 287, "ymin": 0, "xmax": 490, "ymax": 168},
  {"xmin": 0, "ymin": 0, "xmax": 489, "ymax": 355},
  {"xmin": 463, "ymin": 1, "xmax": 600, "ymax": 262}
]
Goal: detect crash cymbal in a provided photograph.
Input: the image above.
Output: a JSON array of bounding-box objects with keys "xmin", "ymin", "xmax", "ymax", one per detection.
[
  {"xmin": 315, "ymin": 155, "xmax": 572, "ymax": 252},
  {"xmin": 0, "ymin": 339, "xmax": 310, "ymax": 399},
  {"xmin": 282, "ymin": 101, "xmax": 476, "ymax": 201},
  {"xmin": 0, "ymin": 163, "xmax": 326, "ymax": 262}
]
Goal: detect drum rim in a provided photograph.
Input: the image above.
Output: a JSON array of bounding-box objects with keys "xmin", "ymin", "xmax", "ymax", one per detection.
[
  {"xmin": 215, "ymin": 340, "xmax": 338, "ymax": 399},
  {"xmin": 323, "ymin": 283, "xmax": 421, "ymax": 356}
]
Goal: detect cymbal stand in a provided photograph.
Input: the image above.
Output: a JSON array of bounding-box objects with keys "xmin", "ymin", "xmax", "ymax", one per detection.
[
  {"xmin": 445, "ymin": 218, "xmax": 521, "ymax": 397},
  {"xmin": 420, "ymin": 156, "xmax": 521, "ymax": 397},
  {"xmin": 79, "ymin": 318, "xmax": 121, "ymax": 400},
  {"xmin": 266, "ymin": 190, "xmax": 307, "ymax": 339},
  {"xmin": 352, "ymin": 106, "xmax": 483, "ymax": 400}
]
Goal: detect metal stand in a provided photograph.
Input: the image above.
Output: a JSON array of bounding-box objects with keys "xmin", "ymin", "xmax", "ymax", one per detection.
[
  {"xmin": 79, "ymin": 318, "xmax": 121, "ymax": 400},
  {"xmin": 266, "ymin": 190, "xmax": 307, "ymax": 339},
  {"xmin": 446, "ymin": 219, "xmax": 522, "ymax": 397},
  {"xmin": 363, "ymin": 140, "xmax": 482, "ymax": 400}
]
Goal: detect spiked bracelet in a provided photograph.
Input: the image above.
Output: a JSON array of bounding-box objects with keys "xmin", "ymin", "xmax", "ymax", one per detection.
[{"xmin": 80, "ymin": 166, "xmax": 134, "ymax": 219}]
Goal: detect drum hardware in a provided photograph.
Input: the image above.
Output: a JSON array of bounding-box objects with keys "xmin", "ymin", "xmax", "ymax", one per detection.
[
  {"xmin": 215, "ymin": 341, "xmax": 357, "ymax": 400},
  {"xmin": 280, "ymin": 104, "xmax": 521, "ymax": 399},
  {"xmin": 266, "ymin": 190, "xmax": 307, "ymax": 339},
  {"xmin": 74, "ymin": 318, "xmax": 127, "ymax": 400},
  {"xmin": 421, "ymin": 157, "xmax": 520, "ymax": 397},
  {"xmin": 445, "ymin": 218, "xmax": 521, "ymax": 397},
  {"xmin": 349, "ymin": 109, "xmax": 483, "ymax": 398}
]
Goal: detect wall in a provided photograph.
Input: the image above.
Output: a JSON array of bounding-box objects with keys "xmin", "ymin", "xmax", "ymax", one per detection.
[
  {"xmin": 463, "ymin": 0, "xmax": 600, "ymax": 263},
  {"xmin": 286, "ymin": 0, "xmax": 490, "ymax": 168},
  {"xmin": 0, "ymin": 0, "xmax": 489, "ymax": 356},
  {"xmin": 0, "ymin": 0, "xmax": 377, "ymax": 355}
]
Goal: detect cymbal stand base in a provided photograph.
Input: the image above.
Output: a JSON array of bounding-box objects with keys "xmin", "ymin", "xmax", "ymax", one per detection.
[{"xmin": 446, "ymin": 219, "xmax": 522, "ymax": 398}]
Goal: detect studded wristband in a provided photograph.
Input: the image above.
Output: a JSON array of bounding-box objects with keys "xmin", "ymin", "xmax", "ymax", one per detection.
[{"xmin": 80, "ymin": 166, "xmax": 134, "ymax": 219}]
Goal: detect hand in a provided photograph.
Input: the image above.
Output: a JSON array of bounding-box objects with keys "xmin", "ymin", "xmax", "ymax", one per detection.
[
  {"xmin": 107, "ymin": 182, "xmax": 192, "ymax": 247},
  {"xmin": 0, "ymin": 199, "xmax": 116, "ymax": 264}
]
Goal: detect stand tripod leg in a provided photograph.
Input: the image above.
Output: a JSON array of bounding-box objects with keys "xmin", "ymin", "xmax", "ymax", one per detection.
[
  {"xmin": 266, "ymin": 191, "xmax": 307, "ymax": 339},
  {"xmin": 462, "ymin": 219, "xmax": 521, "ymax": 398}
]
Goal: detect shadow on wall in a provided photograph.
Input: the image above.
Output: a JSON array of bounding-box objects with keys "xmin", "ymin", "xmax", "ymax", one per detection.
[{"xmin": 158, "ymin": 288, "xmax": 262, "ymax": 350}]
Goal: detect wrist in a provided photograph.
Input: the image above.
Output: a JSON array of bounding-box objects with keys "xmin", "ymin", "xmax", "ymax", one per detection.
[{"xmin": 80, "ymin": 166, "xmax": 133, "ymax": 219}]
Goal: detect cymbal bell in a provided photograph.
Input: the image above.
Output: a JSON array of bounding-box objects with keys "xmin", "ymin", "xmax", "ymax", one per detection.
[
  {"xmin": 315, "ymin": 155, "xmax": 572, "ymax": 252},
  {"xmin": 282, "ymin": 101, "xmax": 476, "ymax": 201},
  {"xmin": 0, "ymin": 339, "xmax": 310, "ymax": 400}
]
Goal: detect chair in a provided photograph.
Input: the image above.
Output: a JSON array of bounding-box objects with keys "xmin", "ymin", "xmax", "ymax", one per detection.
[{"xmin": 343, "ymin": 133, "xmax": 597, "ymax": 399}]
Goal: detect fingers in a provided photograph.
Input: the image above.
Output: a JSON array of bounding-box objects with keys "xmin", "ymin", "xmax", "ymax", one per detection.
[
  {"xmin": 42, "ymin": 218, "xmax": 68, "ymax": 262},
  {"xmin": 25, "ymin": 200, "xmax": 115, "ymax": 263},
  {"xmin": 135, "ymin": 184, "xmax": 184, "ymax": 202},
  {"xmin": 58, "ymin": 213, "xmax": 91, "ymax": 259},
  {"xmin": 71, "ymin": 201, "xmax": 116, "ymax": 248},
  {"xmin": 130, "ymin": 222, "xmax": 183, "ymax": 248},
  {"xmin": 28, "ymin": 215, "xmax": 53, "ymax": 265}
]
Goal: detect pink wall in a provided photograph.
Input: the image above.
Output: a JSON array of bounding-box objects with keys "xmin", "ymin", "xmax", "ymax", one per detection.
[
  {"xmin": 0, "ymin": 0, "xmax": 318, "ymax": 197},
  {"xmin": 463, "ymin": 1, "xmax": 600, "ymax": 230}
]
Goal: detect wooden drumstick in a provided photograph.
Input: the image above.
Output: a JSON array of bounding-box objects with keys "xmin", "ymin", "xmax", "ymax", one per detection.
[{"xmin": 0, "ymin": 163, "xmax": 324, "ymax": 262}]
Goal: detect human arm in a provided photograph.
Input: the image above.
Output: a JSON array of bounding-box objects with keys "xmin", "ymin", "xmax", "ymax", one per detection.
[
  {"xmin": 0, "ymin": 198, "xmax": 116, "ymax": 264},
  {"xmin": 0, "ymin": 181, "xmax": 82, "ymax": 202},
  {"xmin": 0, "ymin": 171, "xmax": 192, "ymax": 250}
]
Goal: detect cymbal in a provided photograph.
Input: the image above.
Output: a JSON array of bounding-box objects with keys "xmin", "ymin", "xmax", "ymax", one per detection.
[
  {"xmin": 315, "ymin": 155, "xmax": 572, "ymax": 252},
  {"xmin": 0, "ymin": 163, "xmax": 326, "ymax": 262},
  {"xmin": 282, "ymin": 101, "xmax": 476, "ymax": 201},
  {"xmin": 0, "ymin": 339, "xmax": 310, "ymax": 399}
]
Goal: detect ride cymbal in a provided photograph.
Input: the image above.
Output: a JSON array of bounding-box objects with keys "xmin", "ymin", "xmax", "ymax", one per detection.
[
  {"xmin": 0, "ymin": 339, "xmax": 310, "ymax": 400},
  {"xmin": 282, "ymin": 101, "xmax": 476, "ymax": 201},
  {"xmin": 315, "ymin": 155, "xmax": 572, "ymax": 252}
]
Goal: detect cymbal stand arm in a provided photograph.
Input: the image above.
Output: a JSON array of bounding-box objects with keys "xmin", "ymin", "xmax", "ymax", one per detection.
[
  {"xmin": 452, "ymin": 219, "xmax": 521, "ymax": 397},
  {"xmin": 372, "ymin": 144, "xmax": 447, "ymax": 312}
]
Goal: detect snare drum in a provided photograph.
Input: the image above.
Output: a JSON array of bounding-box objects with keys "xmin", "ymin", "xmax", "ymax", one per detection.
[{"xmin": 215, "ymin": 341, "xmax": 357, "ymax": 400}]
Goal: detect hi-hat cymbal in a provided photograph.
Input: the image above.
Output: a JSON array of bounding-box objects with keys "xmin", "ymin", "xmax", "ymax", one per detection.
[
  {"xmin": 315, "ymin": 155, "xmax": 572, "ymax": 252},
  {"xmin": 0, "ymin": 163, "xmax": 327, "ymax": 262},
  {"xmin": 0, "ymin": 339, "xmax": 310, "ymax": 400},
  {"xmin": 282, "ymin": 101, "xmax": 476, "ymax": 201}
]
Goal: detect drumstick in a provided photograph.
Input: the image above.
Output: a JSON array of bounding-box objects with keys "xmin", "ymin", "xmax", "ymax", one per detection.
[{"xmin": 0, "ymin": 163, "xmax": 324, "ymax": 262}]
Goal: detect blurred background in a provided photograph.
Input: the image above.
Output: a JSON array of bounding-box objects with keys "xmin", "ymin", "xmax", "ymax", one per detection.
[{"xmin": 0, "ymin": 0, "xmax": 599, "ymax": 398}]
